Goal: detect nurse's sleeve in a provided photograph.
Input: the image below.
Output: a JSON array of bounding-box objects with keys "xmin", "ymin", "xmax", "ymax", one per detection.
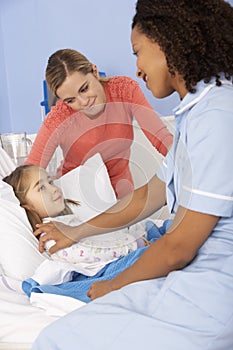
[{"xmin": 179, "ymin": 110, "xmax": 233, "ymax": 217}]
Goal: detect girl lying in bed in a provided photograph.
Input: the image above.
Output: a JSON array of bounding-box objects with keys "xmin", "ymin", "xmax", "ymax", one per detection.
[
  {"xmin": 3, "ymin": 164, "xmax": 150, "ymax": 268},
  {"xmin": 3, "ymin": 164, "xmax": 167, "ymax": 302}
]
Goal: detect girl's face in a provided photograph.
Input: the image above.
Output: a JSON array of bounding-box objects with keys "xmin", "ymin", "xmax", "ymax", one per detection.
[
  {"xmin": 25, "ymin": 167, "xmax": 65, "ymax": 219},
  {"xmin": 131, "ymin": 26, "xmax": 187, "ymax": 99},
  {"xmin": 56, "ymin": 70, "xmax": 106, "ymax": 119}
]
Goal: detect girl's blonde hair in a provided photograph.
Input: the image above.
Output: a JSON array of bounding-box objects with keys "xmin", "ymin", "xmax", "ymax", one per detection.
[
  {"xmin": 3, "ymin": 164, "xmax": 79, "ymax": 232},
  {"xmin": 46, "ymin": 48, "xmax": 109, "ymax": 97}
]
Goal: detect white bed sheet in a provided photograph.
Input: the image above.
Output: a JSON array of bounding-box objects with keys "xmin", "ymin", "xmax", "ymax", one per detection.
[{"xmin": 0, "ymin": 274, "xmax": 84, "ymax": 350}]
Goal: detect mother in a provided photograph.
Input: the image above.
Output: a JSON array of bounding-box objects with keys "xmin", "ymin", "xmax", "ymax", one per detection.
[{"xmin": 26, "ymin": 48, "xmax": 172, "ymax": 199}]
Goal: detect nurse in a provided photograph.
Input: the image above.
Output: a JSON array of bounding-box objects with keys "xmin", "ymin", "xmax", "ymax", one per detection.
[{"xmin": 33, "ymin": 0, "xmax": 233, "ymax": 348}]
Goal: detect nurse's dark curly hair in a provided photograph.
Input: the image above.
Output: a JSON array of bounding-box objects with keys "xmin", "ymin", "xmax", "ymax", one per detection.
[{"xmin": 132, "ymin": 0, "xmax": 233, "ymax": 92}]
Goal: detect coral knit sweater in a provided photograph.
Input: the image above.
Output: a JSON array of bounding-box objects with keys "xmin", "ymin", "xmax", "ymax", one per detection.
[{"xmin": 26, "ymin": 76, "xmax": 173, "ymax": 198}]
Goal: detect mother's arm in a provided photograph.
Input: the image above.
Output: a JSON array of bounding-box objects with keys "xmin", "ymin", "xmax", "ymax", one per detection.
[{"xmin": 25, "ymin": 123, "xmax": 57, "ymax": 168}]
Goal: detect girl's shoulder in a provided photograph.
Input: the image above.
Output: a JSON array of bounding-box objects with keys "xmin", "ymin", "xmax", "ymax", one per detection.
[{"xmin": 43, "ymin": 214, "xmax": 81, "ymax": 226}]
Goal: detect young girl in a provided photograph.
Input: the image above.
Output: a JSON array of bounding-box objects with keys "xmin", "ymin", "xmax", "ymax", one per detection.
[{"xmin": 3, "ymin": 164, "xmax": 149, "ymax": 273}]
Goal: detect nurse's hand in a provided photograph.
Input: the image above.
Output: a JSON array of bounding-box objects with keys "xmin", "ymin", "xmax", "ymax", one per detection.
[
  {"xmin": 87, "ymin": 280, "xmax": 114, "ymax": 300},
  {"xmin": 34, "ymin": 221, "xmax": 75, "ymax": 254}
]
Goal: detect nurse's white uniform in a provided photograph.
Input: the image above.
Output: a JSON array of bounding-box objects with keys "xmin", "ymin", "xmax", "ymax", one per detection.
[{"xmin": 32, "ymin": 77, "xmax": 233, "ymax": 350}]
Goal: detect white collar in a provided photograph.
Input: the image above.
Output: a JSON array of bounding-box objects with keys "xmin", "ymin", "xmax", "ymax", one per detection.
[{"xmin": 175, "ymin": 80, "xmax": 232, "ymax": 116}]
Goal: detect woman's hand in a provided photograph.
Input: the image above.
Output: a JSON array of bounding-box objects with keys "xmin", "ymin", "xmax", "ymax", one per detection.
[
  {"xmin": 87, "ymin": 280, "xmax": 114, "ymax": 300},
  {"xmin": 34, "ymin": 221, "xmax": 75, "ymax": 254}
]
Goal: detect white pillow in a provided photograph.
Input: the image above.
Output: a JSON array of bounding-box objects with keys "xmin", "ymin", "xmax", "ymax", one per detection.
[
  {"xmin": 0, "ymin": 181, "xmax": 47, "ymax": 280},
  {"xmin": 0, "ymin": 147, "xmax": 16, "ymax": 179},
  {"xmin": 55, "ymin": 153, "xmax": 117, "ymax": 222},
  {"xmin": 0, "ymin": 153, "xmax": 116, "ymax": 280}
]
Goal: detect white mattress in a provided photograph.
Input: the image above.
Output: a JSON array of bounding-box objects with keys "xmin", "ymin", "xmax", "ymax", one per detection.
[{"xmin": 0, "ymin": 274, "xmax": 84, "ymax": 350}]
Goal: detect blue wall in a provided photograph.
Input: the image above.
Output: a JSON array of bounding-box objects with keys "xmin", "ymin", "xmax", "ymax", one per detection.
[
  {"xmin": 0, "ymin": 12, "xmax": 11, "ymax": 132},
  {"xmin": 1, "ymin": 0, "xmax": 232, "ymax": 134}
]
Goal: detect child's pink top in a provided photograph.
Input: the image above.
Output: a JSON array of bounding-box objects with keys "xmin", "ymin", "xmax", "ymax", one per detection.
[{"xmin": 26, "ymin": 76, "xmax": 173, "ymax": 198}]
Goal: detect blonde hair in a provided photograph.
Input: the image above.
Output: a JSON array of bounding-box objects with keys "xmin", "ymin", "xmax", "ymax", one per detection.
[
  {"xmin": 3, "ymin": 164, "xmax": 79, "ymax": 232},
  {"xmin": 46, "ymin": 48, "xmax": 109, "ymax": 97}
]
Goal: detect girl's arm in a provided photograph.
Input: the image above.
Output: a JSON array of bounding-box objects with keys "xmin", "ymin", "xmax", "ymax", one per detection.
[
  {"xmin": 88, "ymin": 206, "xmax": 219, "ymax": 300},
  {"xmin": 34, "ymin": 174, "xmax": 166, "ymax": 253}
]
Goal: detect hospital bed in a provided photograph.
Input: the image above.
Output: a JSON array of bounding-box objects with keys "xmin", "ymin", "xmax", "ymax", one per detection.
[
  {"xmin": 0, "ymin": 274, "xmax": 85, "ymax": 350},
  {"xmin": 0, "ymin": 117, "xmax": 173, "ymax": 350}
]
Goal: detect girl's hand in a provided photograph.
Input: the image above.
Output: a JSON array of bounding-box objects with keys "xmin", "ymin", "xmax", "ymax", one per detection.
[
  {"xmin": 34, "ymin": 221, "xmax": 75, "ymax": 254},
  {"xmin": 87, "ymin": 280, "xmax": 114, "ymax": 300}
]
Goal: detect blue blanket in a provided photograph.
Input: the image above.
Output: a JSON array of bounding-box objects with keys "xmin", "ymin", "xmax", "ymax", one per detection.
[{"xmin": 23, "ymin": 220, "xmax": 172, "ymax": 303}]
